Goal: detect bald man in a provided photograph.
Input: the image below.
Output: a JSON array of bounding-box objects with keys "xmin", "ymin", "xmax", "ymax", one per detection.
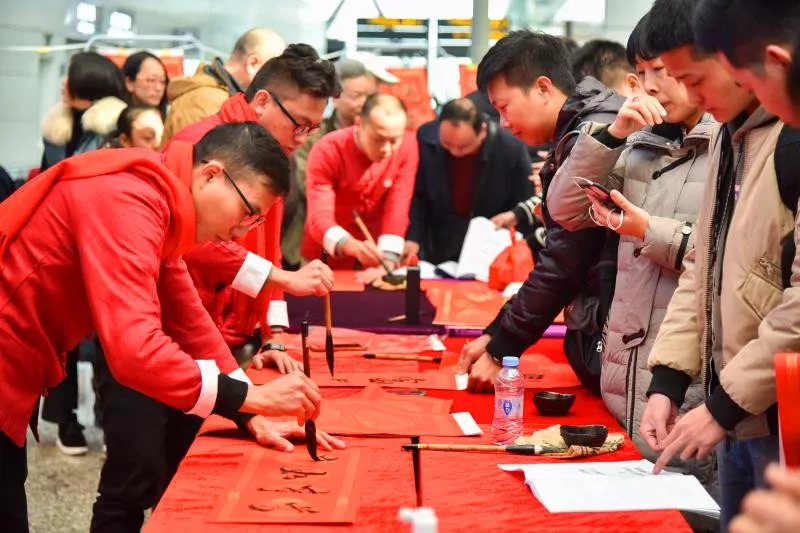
[
  {"xmin": 163, "ymin": 27, "xmax": 286, "ymax": 144},
  {"xmin": 302, "ymin": 94, "xmax": 419, "ymax": 269}
]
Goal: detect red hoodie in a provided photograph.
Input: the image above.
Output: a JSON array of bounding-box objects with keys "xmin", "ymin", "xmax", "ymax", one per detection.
[
  {"xmin": 0, "ymin": 146, "xmax": 241, "ymax": 446},
  {"xmin": 165, "ymin": 93, "xmax": 287, "ymax": 348}
]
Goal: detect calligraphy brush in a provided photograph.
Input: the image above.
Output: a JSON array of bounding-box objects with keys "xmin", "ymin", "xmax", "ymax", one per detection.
[
  {"xmin": 320, "ymin": 250, "xmax": 335, "ymax": 377},
  {"xmin": 300, "ymin": 320, "xmax": 320, "ymax": 461},
  {"xmin": 402, "ymin": 443, "xmax": 562, "ymax": 455},
  {"xmin": 410, "ymin": 436, "xmax": 422, "ymax": 507},
  {"xmin": 351, "ymin": 211, "xmax": 405, "ymax": 286},
  {"xmin": 364, "ymin": 353, "xmax": 442, "ymax": 363}
]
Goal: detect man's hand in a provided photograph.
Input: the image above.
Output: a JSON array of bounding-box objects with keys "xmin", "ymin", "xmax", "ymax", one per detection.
[
  {"xmin": 402, "ymin": 240, "xmax": 420, "ymax": 264},
  {"xmin": 252, "ymin": 349, "xmax": 303, "ymax": 374},
  {"xmin": 652, "ymin": 403, "xmax": 726, "ymax": 474},
  {"xmin": 729, "ymin": 464, "xmax": 800, "ymax": 533},
  {"xmin": 241, "ymin": 371, "xmax": 322, "ymax": 426},
  {"xmin": 342, "ymin": 238, "xmax": 383, "ymax": 268},
  {"xmin": 588, "ymin": 189, "xmax": 651, "ymax": 239},
  {"xmin": 466, "ymin": 353, "xmax": 502, "ymax": 393},
  {"xmin": 491, "ymin": 211, "xmax": 517, "ymax": 229},
  {"xmin": 530, "ymin": 151, "xmax": 548, "ymax": 196},
  {"xmin": 269, "ymin": 260, "xmax": 333, "ymax": 297},
  {"xmin": 607, "ymin": 94, "xmax": 668, "ymax": 139},
  {"xmin": 456, "ymin": 334, "xmax": 492, "ymax": 374},
  {"xmin": 245, "ymin": 416, "xmax": 346, "ymax": 453},
  {"xmin": 639, "ymin": 393, "xmax": 678, "ymax": 452}
]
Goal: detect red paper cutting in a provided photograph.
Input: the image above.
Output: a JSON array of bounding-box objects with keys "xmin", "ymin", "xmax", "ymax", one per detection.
[
  {"xmin": 438, "ymin": 352, "xmax": 581, "ymax": 389},
  {"xmin": 211, "ymin": 447, "xmax": 366, "ymax": 524}
]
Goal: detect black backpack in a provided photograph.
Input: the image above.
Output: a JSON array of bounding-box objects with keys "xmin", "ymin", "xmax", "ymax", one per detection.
[{"xmin": 775, "ymin": 125, "xmax": 800, "ymax": 288}]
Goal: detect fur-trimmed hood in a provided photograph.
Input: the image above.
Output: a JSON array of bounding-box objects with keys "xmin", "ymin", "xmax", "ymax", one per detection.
[{"xmin": 41, "ymin": 96, "xmax": 127, "ymax": 146}]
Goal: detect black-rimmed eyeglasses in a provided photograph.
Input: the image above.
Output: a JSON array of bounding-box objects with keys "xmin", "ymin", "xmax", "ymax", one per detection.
[
  {"xmin": 201, "ymin": 160, "xmax": 265, "ymax": 231},
  {"xmin": 268, "ymin": 90, "xmax": 321, "ymax": 138}
]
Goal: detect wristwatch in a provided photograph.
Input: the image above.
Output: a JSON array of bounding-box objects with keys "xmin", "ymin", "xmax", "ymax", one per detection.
[
  {"xmin": 674, "ymin": 222, "xmax": 693, "ymax": 271},
  {"xmin": 260, "ymin": 342, "xmax": 286, "ymax": 352}
]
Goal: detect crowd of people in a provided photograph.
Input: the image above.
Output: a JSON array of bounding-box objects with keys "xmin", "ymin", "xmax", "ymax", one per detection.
[{"xmin": 0, "ymin": 0, "xmax": 799, "ymax": 532}]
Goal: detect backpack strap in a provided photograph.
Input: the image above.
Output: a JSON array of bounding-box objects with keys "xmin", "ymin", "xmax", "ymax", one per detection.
[{"xmin": 774, "ymin": 125, "xmax": 800, "ymax": 287}]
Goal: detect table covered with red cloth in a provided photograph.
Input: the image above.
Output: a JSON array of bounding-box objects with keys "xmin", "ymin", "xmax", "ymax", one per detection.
[{"xmin": 144, "ymin": 337, "xmax": 690, "ymax": 533}]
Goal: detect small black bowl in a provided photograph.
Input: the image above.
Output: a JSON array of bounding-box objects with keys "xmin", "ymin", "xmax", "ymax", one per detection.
[
  {"xmin": 533, "ymin": 391, "xmax": 576, "ymax": 416},
  {"xmin": 382, "ymin": 273, "xmax": 406, "ymax": 285},
  {"xmin": 560, "ymin": 424, "xmax": 608, "ymax": 447}
]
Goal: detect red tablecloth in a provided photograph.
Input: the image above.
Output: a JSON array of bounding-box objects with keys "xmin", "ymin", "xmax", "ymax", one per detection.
[{"xmin": 144, "ymin": 337, "xmax": 691, "ymax": 533}]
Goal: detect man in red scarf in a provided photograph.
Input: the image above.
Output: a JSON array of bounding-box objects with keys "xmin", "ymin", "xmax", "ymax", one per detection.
[
  {"xmin": 0, "ymin": 123, "xmax": 338, "ymax": 532},
  {"xmin": 302, "ymin": 93, "xmax": 418, "ymax": 269},
  {"xmin": 169, "ymin": 43, "xmax": 340, "ymax": 361}
]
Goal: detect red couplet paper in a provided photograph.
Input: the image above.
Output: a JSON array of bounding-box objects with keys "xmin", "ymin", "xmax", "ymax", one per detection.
[
  {"xmin": 439, "ymin": 352, "xmax": 581, "ymax": 389},
  {"xmin": 423, "ymin": 280, "xmax": 508, "ymax": 327},
  {"xmin": 211, "ymin": 447, "xmax": 366, "ymax": 524},
  {"xmin": 280, "ymin": 328, "xmax": 445, "ymax": 354},
  {"xmin": 332, "ymin": 270, "xmax": 366, "ymax": 292},
  {"xmin": 776, "ymin": 353, "xmax": 800, "ymax": 467}
]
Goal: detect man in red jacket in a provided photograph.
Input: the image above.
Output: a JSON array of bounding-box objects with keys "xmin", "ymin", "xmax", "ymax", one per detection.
[
  {"xmin": 90, "ymin": 46, "xmax": 342, "ymax": 532},
  {"xmin": 302, "ymin": 93, "xmax": 418, "ymax": 269},
  {"xmin": 0, "ymin": 123, "xmax": 337, "ymax": 533},
  {"xmin": 170, "ymin": 43, "xmax": 339, "ymax": 353}
]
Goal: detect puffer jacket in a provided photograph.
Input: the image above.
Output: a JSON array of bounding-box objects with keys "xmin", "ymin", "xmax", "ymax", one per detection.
[
  {"xmin": 547, "ymin": 117, "xmax": 714, "ymax": 460},
  {"xmin": 162, "ymin": 59, "xmax": 241, "ymax": 146},
  {"xmin": 40, "ymin": 96, "xmax": 127, "ymax": 170},
  {"xmin": 485, "ymin": 77, "xmax": 624, "ymax": 361},
  {"xmin": 648, "ymin": 107, "xmax": 800, "ymax": 441}
]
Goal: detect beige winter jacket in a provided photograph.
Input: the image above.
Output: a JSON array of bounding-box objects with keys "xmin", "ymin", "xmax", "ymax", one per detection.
[
  {"xmin": 547, "ymin": 118, "xmax": 713, "ymax": 469},
  {"xmin": 648, "ymin": 107, "xmax": 800, "ymax": 440}
]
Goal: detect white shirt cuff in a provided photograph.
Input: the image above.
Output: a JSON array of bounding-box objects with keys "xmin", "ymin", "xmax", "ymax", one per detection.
[
  {"xmin": 228, "ymin": 367, "xmax": 253, "ymax": 385},
  {"xmin": 377, "ymin": 234, "xmax": 405, "ymax": 256},
  {"xmin": 323, "ymin": 225, "xmax": 352, "ymax": 257},
  {"xmin": 267, "ymin": 300, "xmax": 289, "ymax": 328},
  {"xmin": 185, "ymin": 360, "xmax": 221, "ymax": 418},
  {"xmin": 231, "ymin": 252, "xmax": 273, "ymax": 298}
]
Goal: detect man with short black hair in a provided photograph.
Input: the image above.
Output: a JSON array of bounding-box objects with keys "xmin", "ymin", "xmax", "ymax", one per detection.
[
  {"xmin": 406, "ymin": 98, "xmax": 533, "ymax": 264},
  {"xmin": 303, "ymin": 93, "xmax": 418, "ymax": 269},
  {"xmin": 456, "ymin": 30, "xmax": 624, "ymax": 394},
  {"xmin": 163, "ymin": 27, "xmax": 286, "ymax": 144},
  {"xmin": 571, "ymin": 39, "xmax": 641, "ymax": 97},
  {"xmin": 692, "ymin": 0, "xmax": 800, "ymax": 126},
  {"xmin": 635, "ymin": 1, "xmax": 800, "ymax": 529},
  {"xmin": 0, "ymin": 122, "xmax": 334, "ymax": 532}
]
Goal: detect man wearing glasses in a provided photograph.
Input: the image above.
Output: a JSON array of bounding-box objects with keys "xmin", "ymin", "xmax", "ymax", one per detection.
[
  {"xmin": 284, "ymin": 54, "xmax": 398, "ymax": 269},
  {"xmin": 303, "ymin": 93, "xmax": 418, "ymax": 269},
  {"xmin": 87, "ymin": 46, "xmax": 342, "ymax": 531},
  {"xmin": 0, "ymin": 123, "xmax": 336, "ymax": 532}
]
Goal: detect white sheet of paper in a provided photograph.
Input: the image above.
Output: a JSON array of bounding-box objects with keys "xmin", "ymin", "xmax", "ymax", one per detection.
[
  {"xmin": 502, "ymin": 281, "xmax": 523, "ymax": 297},
  {"xmin": 498, "ymin": 460, "xmax": 719, "ymax": 517},
  {"xmin": 456, "ymin": 217, "xmax": 520, "ymax": 282}
]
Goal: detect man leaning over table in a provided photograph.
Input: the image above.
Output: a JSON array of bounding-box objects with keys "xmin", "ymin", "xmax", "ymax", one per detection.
[{"xmin": 302, "ymin": 93, "xmax": 418, "ymax": 270}]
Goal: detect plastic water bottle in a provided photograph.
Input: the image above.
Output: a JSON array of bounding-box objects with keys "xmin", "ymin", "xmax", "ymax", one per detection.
[{"xmin": 492, "ymin": 356, "xmax": 525, "ymax": 445}]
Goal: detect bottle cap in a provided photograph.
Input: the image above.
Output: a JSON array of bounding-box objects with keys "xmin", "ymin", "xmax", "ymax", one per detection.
[{"xmin": 501, "ymin": 356, "xmax": 520, "ymax": 368}]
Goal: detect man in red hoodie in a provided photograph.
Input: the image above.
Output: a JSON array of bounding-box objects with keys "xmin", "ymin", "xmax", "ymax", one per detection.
[
  {"xmin": 302, "ymin": 93, "xmax": 418, "ymax": 270},
  {"xmin": 0, "ymin": 123, "xmax": 337, "ymax": 533},
  {"xmin": 170, "ymin": 44, "xmax": 340, "ymax": 354},
  {"xmin": 91, "ymin": 46, "xmax": 343, "ymax": 532}
]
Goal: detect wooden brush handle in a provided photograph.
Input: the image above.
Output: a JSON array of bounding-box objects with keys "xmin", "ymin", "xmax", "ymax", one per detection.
[{"xmin": 352, "ymin": 211, "xmax": 378, "ymax": 247}]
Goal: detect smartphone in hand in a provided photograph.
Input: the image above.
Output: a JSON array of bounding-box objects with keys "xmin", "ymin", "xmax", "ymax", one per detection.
[{"xmin": 573, "ymin": 177, "xmax": 619, "ymax": 211}]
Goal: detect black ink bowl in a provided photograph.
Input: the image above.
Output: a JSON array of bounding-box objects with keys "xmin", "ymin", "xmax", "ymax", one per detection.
[
  {"xmin": 533, "ymin": 391, "xmax": 576, "ymax": 416},
  {"xmin": 560, "ymin": 424, "xmax": 608, "ymax": 447},
  {"xmin": 382, "ymin": 273, "xmax": 406, "ymax": 285}
]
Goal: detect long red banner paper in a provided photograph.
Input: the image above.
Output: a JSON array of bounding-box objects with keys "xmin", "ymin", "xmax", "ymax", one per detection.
[{"xmin": 211, "ymin": 448, "xmax": 366, "ymax": 524}]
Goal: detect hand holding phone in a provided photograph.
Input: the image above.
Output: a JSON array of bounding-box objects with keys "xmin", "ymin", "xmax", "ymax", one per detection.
[{"xmin": 573, "ymin": 177, "xmax": 619, "ymax": 211}]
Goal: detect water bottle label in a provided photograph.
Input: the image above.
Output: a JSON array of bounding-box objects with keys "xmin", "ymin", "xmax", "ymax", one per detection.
[{"xmin": 496, "ymin": 397, "xmax": 522, "ymax": 418}]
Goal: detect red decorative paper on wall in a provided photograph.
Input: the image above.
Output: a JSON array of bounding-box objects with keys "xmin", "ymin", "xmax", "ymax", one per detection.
[
  {"xmin": 101, "ymin": 51, "xmax": 185, "ymax": 78},
  {"xmin": 439, "ymin": 352, "xmax": 581, "ymax": 389},
  {"xmin": 459, "ymin": 64, "xmax": 478, "ymax": 96},
  {"xmin": 381, "ymin": 67, "xmax": 436, "ymax": 130},
  {"xmin": 211, "ymin": 448, "xmax": 366, "ymax": 524}
]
